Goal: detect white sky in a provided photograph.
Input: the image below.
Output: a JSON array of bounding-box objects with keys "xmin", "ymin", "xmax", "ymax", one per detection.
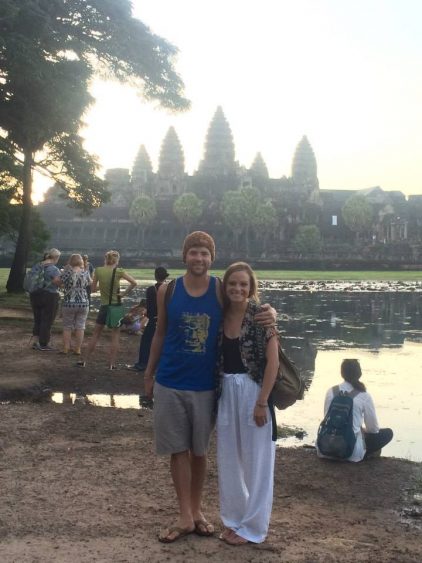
[{"xmin": 34, "ymin": 0, "xmax": 422, "ymax": 201}]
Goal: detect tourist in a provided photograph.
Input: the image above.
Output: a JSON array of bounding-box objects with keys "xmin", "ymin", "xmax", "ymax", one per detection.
[
  {"xmin": 217, "ymin": 262, "xmax": 279, "ymax": 545},
  {"xmin": 316, "ymin": 359, "xmax": 393, "ymax": 462},
  {"xmin": 127, "ymin": 266, "xmax": 169, "ymax": 371},
  {"xmin": 77, "ymin": 250, "xmax": 137, "ymax": 370},
  {"xmin": 143, "ymin": 231, "xmax": 276, "ymax": 543},
  {"xmin": 30, "ymin": 248, "xmax": 62, "ymax": 351},
  {"xmin": 82, "ymin": 254, "xmax": 95, "ymax": 307},
  {"xmin": 60, "ymin": 253, "xmax": 91, "ymax": 355}
]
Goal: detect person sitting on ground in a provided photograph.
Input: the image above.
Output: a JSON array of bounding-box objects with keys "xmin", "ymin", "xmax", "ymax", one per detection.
[
  {"xmin": 121, "ymin": 300, "xmax": 147, "ymax": 335},
  {"xmin": 316, "ymin": 358, "xmax": 393, "ymax": 462},
  {"xmin": 60, "ymin": 253, "xmax": 91, "ymax": 355},
  {"xmin": 77, "ymin": 250, "xmax": 137, "ymax": 370}
]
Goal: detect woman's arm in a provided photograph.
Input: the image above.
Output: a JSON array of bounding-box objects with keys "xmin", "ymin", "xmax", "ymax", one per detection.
[
  {"xmin": 120, "ymin": 271, "xmax": 137, "ymax": 297},
  {"xmin": 254, "ymin": 335, "xmax": 279, "ymax": 427},
  {"xmin": 91, "ymin": 271, "xmax": 98, "ymax": 293}
]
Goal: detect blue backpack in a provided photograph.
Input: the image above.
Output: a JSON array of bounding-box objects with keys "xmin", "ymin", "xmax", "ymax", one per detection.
[
  {"xmin": 23, "ymin": 263, "xmax": 48, "ymax": 293},
  {"xmin": 317, "ymin": 386, "xmax": 360, "ymax": 459}
]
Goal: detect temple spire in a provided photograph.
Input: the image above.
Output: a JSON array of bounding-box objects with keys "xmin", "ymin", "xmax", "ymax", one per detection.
[
  {"xmin": 250, "ymin": 152, "xmax": 269, "ymax": 179},
  {"xmin": 291, "ymin": 136, "xmax": 319, "ymax": 191},
  {"xmin": 198, "ymin": 106, "xmax": 236, "ymax": 176},
  {"xmin": 158, "ymin": 126, "xmax": 185, "ymax": 177}
]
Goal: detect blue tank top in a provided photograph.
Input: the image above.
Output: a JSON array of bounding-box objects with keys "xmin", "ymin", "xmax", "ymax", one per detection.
[{"xmin": 156, "ymin": 276, "xmax": 222, "ymax": 391}]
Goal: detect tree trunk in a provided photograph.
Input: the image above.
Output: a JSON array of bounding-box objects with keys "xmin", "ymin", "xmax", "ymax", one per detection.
[{"xmin": 6, "ymin": 148, "xmax": 34, "ymax": 293}]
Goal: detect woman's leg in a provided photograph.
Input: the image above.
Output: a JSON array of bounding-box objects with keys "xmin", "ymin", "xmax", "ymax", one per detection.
[
  {"xmin": 30, "ymin": 292, "xmax": 42, "ymax": 340},
  {"xmin": 234, "ymin": 378, "xmax": 275, "ymax": 544},
  {"xmin": 73, "ymin": 308, "xmax": 88, "ymax": 354},
  {"xmin": 364, "ymin": 428, "xmax": 393, "ymax": 458},
  {"xmin": 39, "ymin": 292, "xmax": 59, "ymax": 346},
  {"xmin": 217, "ymin": 375, "xmax": 248, "ymax": 532},
  {"xmin": 84, "ymin": 323, "xmax": 104, "ymax": 359},
  {"xmin": 109, "ymin": 328, "xmax": 120, "ymax": 367}
]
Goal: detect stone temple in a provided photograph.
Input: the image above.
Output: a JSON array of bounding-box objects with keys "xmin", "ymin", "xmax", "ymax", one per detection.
[{"xmin": 39, "ymin": 106, "xmax": 422, "ymax": 266}]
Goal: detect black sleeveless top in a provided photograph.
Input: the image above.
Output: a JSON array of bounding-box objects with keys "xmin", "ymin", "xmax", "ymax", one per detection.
[{"xmin": 222, "ymin": 334, "xmax": 247, "ymax": 373}]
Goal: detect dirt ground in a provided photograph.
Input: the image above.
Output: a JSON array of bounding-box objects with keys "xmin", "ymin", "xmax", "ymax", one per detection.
[{"xmin": 0, "ymin": 312, "xmax": 421, "ymax": 563}]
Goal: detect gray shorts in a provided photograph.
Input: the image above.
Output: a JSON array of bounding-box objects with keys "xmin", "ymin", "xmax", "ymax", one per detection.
[
  {"xmin": 62, "ymin": 305, "xmax": 89, "ymax": 330},
  {"xmin": 153, "ymin": 381, "xmax": 215, "ymax": 456}
]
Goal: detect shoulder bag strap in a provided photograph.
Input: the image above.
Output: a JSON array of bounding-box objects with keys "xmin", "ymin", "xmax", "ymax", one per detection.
[{"xmin": 109, "ymin": 267, "xmax": 117, "ymax": 305}]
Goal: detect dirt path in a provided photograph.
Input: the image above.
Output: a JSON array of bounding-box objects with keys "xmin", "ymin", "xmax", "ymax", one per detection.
[{"xmin": 0, "ymin": 317, "xmax": 421, "ymax": 562}]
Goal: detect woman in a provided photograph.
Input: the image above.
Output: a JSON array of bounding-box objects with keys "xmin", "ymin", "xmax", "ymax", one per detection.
[
  {"xmin": 60, "ymin": 254, "xmax": 91, "ymax": 354},
  {"xmin": 30, "ymin": 248, "xmax": 62, "ymax": 351},
  {"xmin": 217, "ymin": 262, "xmax": 279, "ymax": 545},
  {"xmin": 77, "ymin": 250, "xmax": 137, "ymax": 369},
  {"xmin": 317, "ymin": 359, "xmax": 393, "ymax": 462}
]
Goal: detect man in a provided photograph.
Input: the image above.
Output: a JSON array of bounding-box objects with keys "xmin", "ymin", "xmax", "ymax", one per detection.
[{"xmin": 144, "ymin": 231, "xmax": 276, "ymax": 543}]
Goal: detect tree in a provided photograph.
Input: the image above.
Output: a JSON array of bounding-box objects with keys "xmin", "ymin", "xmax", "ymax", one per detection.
[
  {"xmin": 221, "ymin": 191, "xmax": 249, "ymax": 251},
  {"xmin": 173, "ymin": 193, "xmax": 203, "ymax": 234},
  {"xmin": 129, "ymin": 195, "xmax": 157, "ymax": 247},
  {"xmin": 293, "ymin": 225, "xmax": 323, "ymax": 256},
  {"xmin": 342, "ymin": 195, "xmax": 373, "ymax": 241},
  {"xmin": 1, "ymin": 0, "xmax": 189, "ymax": 291},
  {"xmin": 251, "ymin": 201, "xmax": 277, "ymax": 253}
]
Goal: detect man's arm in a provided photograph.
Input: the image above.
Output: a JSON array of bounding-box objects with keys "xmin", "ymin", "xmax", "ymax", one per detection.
[
  {"xmin": 254, "ymin": 303, "xmax": 277, "ymax": 327},
  {"xmin": 143, "ymin": 282, "xmax": 168, "ymax": 398}
]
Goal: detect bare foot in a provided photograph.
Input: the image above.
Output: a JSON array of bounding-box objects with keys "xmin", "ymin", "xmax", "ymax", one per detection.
[
  {"xmin": 192, "ymin": 512, "xmax": 214, "ymax": 536},
  {"xmin": 219, "ymin": 527, "xmax": 235, "ymax": 541},
  {"xmin": 158, "ymin": 520, "xmax": 195, "ymax": 543},
  {"xmin": 224, "ymin": 532, "xmax": 249, "ymax": 546}
]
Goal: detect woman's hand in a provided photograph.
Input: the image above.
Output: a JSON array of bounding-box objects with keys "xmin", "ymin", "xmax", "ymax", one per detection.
[
  {"xmin": 253, "ymin": 403, "xmax": 268, "ymax": 427},
  {"xmin": 144, "ymin": 373, "xmax": 154, "ymax": 399}
]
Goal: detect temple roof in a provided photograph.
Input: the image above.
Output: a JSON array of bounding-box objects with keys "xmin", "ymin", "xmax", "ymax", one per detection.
[
  {"xmin": 292, "ymin": 136, "xmax": 318, "ymax": 190},
  {"xmin": 250, "ymin": 152, "xmax": 269, "ymax": 179}
]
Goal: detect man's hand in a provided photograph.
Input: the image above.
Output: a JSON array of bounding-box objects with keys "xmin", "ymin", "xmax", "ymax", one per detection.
[
  {"xmin": 254, "ymin": 303, "xmax": 277, "ymax": 327},
  {"xmin": 144, "ymin": 373, "xmax": 154, "ymax": 399}
]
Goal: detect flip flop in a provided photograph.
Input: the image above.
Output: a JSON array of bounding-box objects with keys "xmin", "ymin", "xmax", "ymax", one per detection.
[
  {"xmin": 194, "ymin": 519, "xmax": 215, "ymax": 537},
  {"xmin": 158, "ymin": 526, "xmax": 194, "ymax": 543}
]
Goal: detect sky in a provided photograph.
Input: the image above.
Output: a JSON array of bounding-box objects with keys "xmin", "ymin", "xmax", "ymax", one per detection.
[{"xmin": 34, "ymin": 0, "xmax": 422, "ymax": 201}]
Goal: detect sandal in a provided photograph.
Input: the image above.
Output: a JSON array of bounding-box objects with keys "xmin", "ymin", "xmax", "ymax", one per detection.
[
  {"xmin": 194, "ymin": 519, "xmax": 215, "ymax": 537},
  {"xmin": 158, "ymin": 525, "xmax": 194, "ymax": 543},
  {"xmin": 76, "ymin": 361, "xmax": 86, "ymax": 368}
]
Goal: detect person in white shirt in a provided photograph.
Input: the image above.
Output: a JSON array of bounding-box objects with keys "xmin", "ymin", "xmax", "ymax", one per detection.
[{"xmin": 317, "ymin": 359, "xmax": 393, "ymax": 462}]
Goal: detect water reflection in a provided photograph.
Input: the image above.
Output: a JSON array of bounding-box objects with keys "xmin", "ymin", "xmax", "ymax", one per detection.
[{"xmin": 258, "ymin": 290, "xmax": 422, "ymax": 462}]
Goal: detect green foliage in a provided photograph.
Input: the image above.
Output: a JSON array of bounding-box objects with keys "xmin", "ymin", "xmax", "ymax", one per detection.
[
  {"xmin": 129, "ymin": 195, "xmax": 157, "ymax": 246},
  {"xmin": 342, "ymin": 195, "xmax": 373, "ymax": 237},
  {"xmin": 0, "ymin": 0, "xmax": 189, "ymax": 290},
  {"xmin": 252, "ymin": 200, "xmax": 277, "ymax": 240},
  {"xmin": 293, "ymin": 225, "xmax": 323, "ymax": 255},
  {"xmin": 173, "ymin": 192, "xmax": 203, "ymax": 233}
]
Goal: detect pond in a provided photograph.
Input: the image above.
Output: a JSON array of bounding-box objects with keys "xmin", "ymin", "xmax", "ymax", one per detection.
[
  {"xmin": 260, "ymin": 285, "xmax": 422, "ymax": 462},
  {"xmin": 60, "ymin": 282, "xmax": 422, "ymax": 462}
]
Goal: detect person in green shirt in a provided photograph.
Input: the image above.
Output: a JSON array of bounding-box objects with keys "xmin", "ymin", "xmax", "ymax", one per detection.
[{"xmin": 77, "ymin": 250, "xmax": 137, "ymax": 369}]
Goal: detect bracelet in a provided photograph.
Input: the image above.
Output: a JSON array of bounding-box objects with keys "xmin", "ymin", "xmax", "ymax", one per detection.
[{"xmin": 256, "ymin": 402, "xmax": 268, "ymax": 408}]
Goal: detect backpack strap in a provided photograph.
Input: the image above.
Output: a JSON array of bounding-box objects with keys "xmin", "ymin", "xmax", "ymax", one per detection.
[
  {"xmin": 109, "ymin": 267, "xmax": 117, "ymax": 305},
  {"xmin": 164, "ymin": 278, "xmax": 176, "ymax": 309},
  {"xmin": 332, "ymin": 385, "xmax": 340, "ymax": 396},
  {"xmin": 333, "ymin": 385, "xmax": 361, "ymax": 399}
]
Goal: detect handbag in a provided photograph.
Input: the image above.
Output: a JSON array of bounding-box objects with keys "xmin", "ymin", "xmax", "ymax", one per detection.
[
  {"xmin": 270, "ymin": 343, "xmax": 305, "ymax": 410},
  {"xmin": 105, "ymin": 267, "xmax": 124, "ymax": 329}
]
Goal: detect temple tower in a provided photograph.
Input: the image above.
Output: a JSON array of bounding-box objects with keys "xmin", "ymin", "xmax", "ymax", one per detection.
[
  {"xmin": 156, "ymin": 126, "xmax": 186, "ymax": 197},
  {"xmin": 131, "ymin": 145, "xmax": 153, "ymax": 197},
  {"xmin": 198, "ymin": 106, "xmax": 236, "ymax": 177},
  {"xmin": 291, "ymin": 136, "xmax": 319, "ymax": 193},
  {"xmin": 250, "ymin": 152, "xmax": 269, "ymax": 179}
]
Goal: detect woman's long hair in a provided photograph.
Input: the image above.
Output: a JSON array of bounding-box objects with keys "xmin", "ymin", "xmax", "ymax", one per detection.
[
  {"xmin": 222, "ymin": 262, "xmax": 259, "ymax": 311},
  {"xmin": 341, "ymin": 359, "xmax": 366, "ymax": 392}
]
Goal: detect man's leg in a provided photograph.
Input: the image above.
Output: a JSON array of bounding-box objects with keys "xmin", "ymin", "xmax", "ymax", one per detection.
[
  {"xmin": 159, "ymin": 451, "xmax": 195, "ymax": 541},
  {"xmin": 190, "ymin": 453, "xmax": 210, "ymax": 524}
]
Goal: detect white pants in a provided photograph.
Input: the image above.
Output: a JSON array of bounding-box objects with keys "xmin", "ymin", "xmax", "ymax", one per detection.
[{"xmin": 217, "ymin": 373, "xmax": 276, "ymax": 543}]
